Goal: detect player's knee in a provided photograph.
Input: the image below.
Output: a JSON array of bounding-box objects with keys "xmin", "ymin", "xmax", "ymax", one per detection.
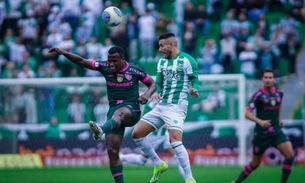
[
  {"xmin": 107, "ymin": 145, "xmax": 120, "ymax": 155},
  {"xmin": 251, "ymin": 158, "xmax": 262, "ymax": 168},
  {"xmin": 132, "ymin": 128, "xmax": 143, "ymax": 139},
  {"xmin": 285, "ymin": 151, "xmax": 295, "ymax": 160}
]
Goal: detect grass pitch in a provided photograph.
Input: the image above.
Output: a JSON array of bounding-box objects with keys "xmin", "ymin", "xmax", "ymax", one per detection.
[{"xmin": 1, "ymin": 166, "xmax": 304, "ymax": 183}]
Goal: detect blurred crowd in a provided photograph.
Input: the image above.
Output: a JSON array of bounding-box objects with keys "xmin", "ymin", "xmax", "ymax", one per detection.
[{"xmin": 0, "ymin": 0, "xmax": 304, "ymax": 124}]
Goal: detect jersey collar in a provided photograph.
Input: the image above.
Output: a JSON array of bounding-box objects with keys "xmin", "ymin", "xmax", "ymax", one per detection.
[
  {"xmin": 118, "ymin": 61, "xmax": 129, "ymax": 72},
  {"xmin": 260, "ymin": 87, "xmax": 276, "ymax": 94}
]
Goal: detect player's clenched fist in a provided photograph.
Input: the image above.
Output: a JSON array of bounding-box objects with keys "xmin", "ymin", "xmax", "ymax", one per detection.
[
  {"xmin": 190, "ymin": 88, "xmax": 199, "ymax": 98},
  {"xmin": 48, "ymin": 47, "xmax": 64, "ymax": 55},
  {"xmin": 258, "ymin": 120, "xmax": 271, "ymax": 128},
  {"xmin": 150, "ymin": 93, "xmax": 162, "ymax": 102},
  {"xmin": 138, "ymin": 94, "xmax": 149, "ymax": 104}
]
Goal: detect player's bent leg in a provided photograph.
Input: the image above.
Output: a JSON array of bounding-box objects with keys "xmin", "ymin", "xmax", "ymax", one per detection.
[
  {"xmin": 106, "ymin": 134, "xmax": 125, "ymax": 183},
  {"xmin": 169, "ymin": 129, "xmax": 196, "ymax": 183},
  {"xmin": 277, "ymin": 141, "xmax": 295, "ymax": 183},
  {"xmin": 132, "ymin": 121, "xmax": 168, "ymax": 183},
  {"xmin": 233, "ymin": 155, "xmax": 262, "ymax": 183}
]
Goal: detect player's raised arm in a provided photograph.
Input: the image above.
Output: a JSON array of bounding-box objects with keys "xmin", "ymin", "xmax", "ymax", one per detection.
[{"xmin": 48, "ymin": 47, "xmax": 93, "ymax": 70}]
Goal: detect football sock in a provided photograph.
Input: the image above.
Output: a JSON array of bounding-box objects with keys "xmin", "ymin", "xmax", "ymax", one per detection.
[
  {"xmin": 110, "ymin": 165, "xmax": 124, "ymax": 183},
  {"xmin": 281, "ymin": 158, "xmax": 294, "ymax": 183},
  {"xmin": 101, "ymin": 119, "xmax": 119, "ymax": 133},
  {"xmin": 235, "ymin": 163, "xmax": 258, "ymax": 183},
  {"xmin": 134, "ymin": 137, "xmax": 163, "ymax": 166},
  {"xmin": 120, "ymin": 153, "xmax": 148, "ymax": 165},
  {"xmin": 174, "ymin": 155, "xmax": 185, "ymax": 179},
  {"xmin": 171, "ymin": 141, "xmax": 193, "ymax": 180}
]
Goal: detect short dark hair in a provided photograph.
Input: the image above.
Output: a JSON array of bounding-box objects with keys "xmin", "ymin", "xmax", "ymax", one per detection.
[
  {"xmin": 262, "ymin": 69, "xmax": 275, "ymax": 78},
  {"xmin": 108, "ymin": 46, "xmax": 125, "ymax": 58},
  {"xmin": 158, "ymin": 33, "xmax": 176, "ymax": 40}
]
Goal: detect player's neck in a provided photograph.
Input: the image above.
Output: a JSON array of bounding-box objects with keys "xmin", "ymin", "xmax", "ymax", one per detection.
[
  {"xmin": 169, "ymin": 48, "xmax": 179, "ymax": 59},
  {"xmin": 263, "ymin": 86, "xmax": 274, "ymax": 93}
]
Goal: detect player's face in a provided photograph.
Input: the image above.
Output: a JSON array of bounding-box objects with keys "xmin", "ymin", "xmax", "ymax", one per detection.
[
  {"xmin": 262, "ymin": 72, "xmax": 275, "ymax": 87},
  {"xmin": 108, "ymin": 53, "xmax": 124, "ymax": 72},
  {"xmin": 158, "ymin": 39, "xmax": 172, "ymax": 59}
]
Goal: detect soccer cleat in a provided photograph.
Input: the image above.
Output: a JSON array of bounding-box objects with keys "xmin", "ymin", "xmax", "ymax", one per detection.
[
  {"xmin": 185, "ymin": 178, "xmax": 196, "ymax": 183},
  {"xmin": 150, "ymin": 161, "xmax": 168, "ymax": 183},
  {"xmin": 89, "ymin": 121, "xmax": 103, "ymax": 140},
  {"xmin": 230, "ymin": 181, "xmax": 235, "ymax": 183}
]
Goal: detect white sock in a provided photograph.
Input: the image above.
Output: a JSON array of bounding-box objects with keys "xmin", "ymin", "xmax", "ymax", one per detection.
[
  {"xmin": 134, "ymin": 137, "xmax": 163, "ymax": 167},
  {"xmin": 120, "ymin": 153, "xmax": 148, "ymax": 165},
  {"xmin": 174, "ymin": 155, "xmax": 185, "ymax": 179},
  {"xmin": 171, "ymin": 141, "xmax": 193, "ymax": 180}
]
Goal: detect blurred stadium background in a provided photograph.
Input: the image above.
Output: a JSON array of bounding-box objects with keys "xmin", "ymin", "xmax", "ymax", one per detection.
[{"xmin": 0, "ymin": 0, "xmax": 305, "ymax": 183}]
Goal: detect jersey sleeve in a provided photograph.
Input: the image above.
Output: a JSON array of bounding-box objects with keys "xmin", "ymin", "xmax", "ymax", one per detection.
[
  {"xmin": 246, "ymin": 91, "xmax": 261, "ymax": 112},
  {"xmin": 185, "ymin": 56, "xmax": 200, "ymax": 90},
  {"xmin": 133, "ymin": 66, "xmax": 151, "ymax": 84},
  {"xmin": 91, "ymin": 60, "xmax": 108, "ymax": 74}
]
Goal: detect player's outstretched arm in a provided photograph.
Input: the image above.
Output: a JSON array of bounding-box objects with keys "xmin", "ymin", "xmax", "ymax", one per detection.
[
  {"xmin": 49, "ymin": 47, "xmax": 93, "ymax": 70},
  {"xmin": 138, "ymin": 76, "xmax": 156, "ymax": 104}
]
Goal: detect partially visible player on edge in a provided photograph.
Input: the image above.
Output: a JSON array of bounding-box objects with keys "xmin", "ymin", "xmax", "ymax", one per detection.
[
  {"xmin": 132, "ymin": 32, "xmax": 200, "ymax": 183},
  {"xmin": 231, "ymin": 69, "xmax": 294, "ymax": 183},
  {"xmin": 120, "ymin": 101, "xmax": 185, "ymax": 179},
  {"xmin": 48, "ymin": 46, "xmax": 156, "ymax": 183}
]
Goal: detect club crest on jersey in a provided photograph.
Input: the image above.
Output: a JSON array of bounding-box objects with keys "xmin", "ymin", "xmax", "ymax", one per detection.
[
  {"xmin": 116, "ymin": 74, "xmax": 124, "ymax": 82},
  {"xmin": 125, "ymin": 73, "xmax": 132, "ymax": 81},
  {"xmin": 271, "ymin": 99, "xmax": 276, "ymax": 106}
]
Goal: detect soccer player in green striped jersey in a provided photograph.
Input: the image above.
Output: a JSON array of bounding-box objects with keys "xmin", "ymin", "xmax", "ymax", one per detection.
[
  {"xmin": 120, "ymin": 102, "xmax": 184, "ymax": 179},
  {"xmin": 132, "ymin": 33, "xmax": 200, "ymax": 183}
]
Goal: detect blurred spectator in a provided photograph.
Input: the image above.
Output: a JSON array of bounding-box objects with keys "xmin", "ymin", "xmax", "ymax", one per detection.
[
  {"xmin": 198, "ymin": 39, "xmax": 218, "ymax": 74},
  {"xmin": 192, "ymin": 86, "xmax": 226, "ymax": 113},
  {"xmin": 239, "ymin": 43, "xmax": 258, "ymax": 78},
  {"xmin": 183, "ymin": 21, "xmax": 197, "ymax": 55},
  {"xmin": 17, "ymin": 64, "xmax": 36, "ymax": 78},
  {"xmin": 283, "ymin": 36, "xmax": 301, "ymax": 74},
  {"xmin": 138, "ymin": 9, "xmax": 156, "ymax": 61},
  {"xmin": 257, "ymin": 42, "xmax": 278, "ymax": 77},
  {"xmin": 23, "ymin": 88, "xmax": 37, "ymax": 124},
  {"xmin": 93, "ymin": 97, "xmax": 109, "ymax": 124},
  {"xmin": 221, "ymin": 10, "xmax": 238, "ymax": 36},
  {"xmin": 68, "ymin": 95, "xmax": 86, "ymax": 123},
  {"xmin": 45, "ymin": 116, "xmax": 62, "ymax": 139},
  {"xmin": 220, "ymin": 33, "xmax": 236, "ymax": 73}
]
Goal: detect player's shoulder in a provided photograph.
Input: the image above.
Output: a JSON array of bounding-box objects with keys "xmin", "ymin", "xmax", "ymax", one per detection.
[
  {"xmin": 179, "ymin": 52, "xmax": 196, "ymax": 62},
  {"xmin": 252, "ymin": 89, "xmax": 263, "ymax": 97},
  {"xmin": 127, "ymin": 62, "xmax": 148, "ymax": 74},
  {"xmin": 95, "ymin": 59, "xmax": 108, "ymax": 66},
  {"xmin": 275, "ymin": 87, "xmax": 284, "ymax": 94}
]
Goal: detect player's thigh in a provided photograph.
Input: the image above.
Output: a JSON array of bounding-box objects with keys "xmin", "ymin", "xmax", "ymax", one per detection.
[
  {"xmin": 162, "ymin": 104, "xmax": 187, "ymax": 132},
  {"xmin": 252, "ymin": 137, "xmax": 270, "ymax": 157},
  {"xmin": 112, "ymin": 104, "xmax": 141, "ymax": 127},
  {"xmin": 274, "ymin": 132, "xmax": 294, "ymax": 159},
  {"xmin": 141, "ymin": 106, "xmax": 164, "ymax": 130}
]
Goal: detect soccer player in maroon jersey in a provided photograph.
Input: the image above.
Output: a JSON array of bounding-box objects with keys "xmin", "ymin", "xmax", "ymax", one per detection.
[
  {"xmin": 231, "ymin": 69, "xmax": 294, "ymax": 183},
  {"xmin": 49, "ymin": 46, "xmax": 156, "ymax": 183}
]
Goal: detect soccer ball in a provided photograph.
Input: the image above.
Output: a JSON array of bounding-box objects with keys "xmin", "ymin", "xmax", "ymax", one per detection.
[{"xmin": 102, "ymin": 6, "xmax": 123, "ymax": 27}]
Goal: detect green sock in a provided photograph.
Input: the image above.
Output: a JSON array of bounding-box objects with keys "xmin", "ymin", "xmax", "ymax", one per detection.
[
  {"xmin": 101, "ymin": 119, "xmax": 119, "ymax": 133},
  {"xmin": 235, "ymin": 163, "xmax": 257, "ymax": 183},
  {"xmin": 110, "ymin": 165, "xmax": 124, "ymax": 183},
  {"xmin": 281, "ymin": 158, "xmax": 293, "ymax": 183}
]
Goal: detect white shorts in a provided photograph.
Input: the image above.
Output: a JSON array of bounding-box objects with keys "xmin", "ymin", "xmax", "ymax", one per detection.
[
  {"xmin": 148, "ymin": 134, "xmax": 171, "ymax": 150},
  {"xmin": 141, "ymin": 102, "xmax": 187, "ymax": 132}
]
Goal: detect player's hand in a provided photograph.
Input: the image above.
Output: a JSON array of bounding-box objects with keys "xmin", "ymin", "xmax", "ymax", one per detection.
[
  {"xmin": 258, "ymin": 120, "xmax": 271, "ymax": 128},
  {"xmin": 190, "ymin": 88, "xmax": 199, "ymax": 98},
  {"xmin": 48, "ymin": 47, "xmax": 64, "ymax": 55},
  {"xmin": 279, "ymin": 121, "xmax": 285, "ymax": 128},
  {"xmin": 138, "ymin": 94, "xmax": 149, "ymax": 105},
  {"xmin": 150, "ymin": 93, "xmax": 162, "ymax": 102}
]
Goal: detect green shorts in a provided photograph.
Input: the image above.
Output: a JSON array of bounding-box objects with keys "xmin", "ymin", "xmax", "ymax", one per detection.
[
  {"xmin": 105, "ymin": 103, "xmax": 141, "ymax": 136},
  {"xmin": 252, "ymin": 130, "xmax": 289, "ymax": 156}
]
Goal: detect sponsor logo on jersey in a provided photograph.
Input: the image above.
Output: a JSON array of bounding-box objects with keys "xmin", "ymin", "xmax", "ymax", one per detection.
[
  {"xmin": 116, "ymin": 74, "xmax": 124, "ymax": 82},
  {"xmin": 125, "ymin": 73, "xmax": 132, "ymax": 81}
]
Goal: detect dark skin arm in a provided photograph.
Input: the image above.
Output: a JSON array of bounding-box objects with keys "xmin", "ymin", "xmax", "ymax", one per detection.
[
  {"xmin": 49, "ymin": 47, "xmax": 93, "ymax": 70},
  {"xmin": 138, "ymin": 77, "xmax": 156, "ymax": 105}
]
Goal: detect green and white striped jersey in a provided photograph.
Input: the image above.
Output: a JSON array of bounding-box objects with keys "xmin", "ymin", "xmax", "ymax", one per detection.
[{"xmin": 157, "ymin": 52, "xmax": 199, "ymax": 104}]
